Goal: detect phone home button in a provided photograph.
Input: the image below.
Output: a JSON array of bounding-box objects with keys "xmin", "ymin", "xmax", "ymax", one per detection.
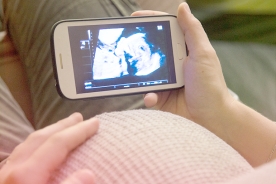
[{"xmin": 177, "ymin": 43, "xmax": 184, "ymax": 60}]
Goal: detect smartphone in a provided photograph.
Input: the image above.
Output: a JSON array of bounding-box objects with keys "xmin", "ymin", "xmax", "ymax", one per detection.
[{"xmin": 51, "ymin": 15, "xmax": 186, "ymax": 100}]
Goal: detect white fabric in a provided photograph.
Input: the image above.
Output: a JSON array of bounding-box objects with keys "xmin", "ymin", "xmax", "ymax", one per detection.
[{"xmin": 49, "ymin": 110, "xmax": 253, "ymax": 184}]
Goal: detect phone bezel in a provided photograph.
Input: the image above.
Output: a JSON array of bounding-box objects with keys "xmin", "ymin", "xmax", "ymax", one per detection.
[{"xmin": 50, "ymin": 15, "xmax": 186, "ymax": 100}]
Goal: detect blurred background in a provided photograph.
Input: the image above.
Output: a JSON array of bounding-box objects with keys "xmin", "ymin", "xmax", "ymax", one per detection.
[{"xmin": 188, "ymin": 0, "xmax": 276, "ymax": 44}]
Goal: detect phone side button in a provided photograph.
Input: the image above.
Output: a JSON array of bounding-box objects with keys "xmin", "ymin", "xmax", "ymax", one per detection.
[
  {"xmin": 177, "ymin": 43, "xmax": 184, "ymax": 60},
  {"xmin": 59, "ymin": 54, "xmax": 64, "ymax": 69}
]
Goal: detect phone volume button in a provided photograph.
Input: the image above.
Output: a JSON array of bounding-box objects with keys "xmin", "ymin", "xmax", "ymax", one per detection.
[{"xmin": 59, "ymin": 54, "xmax": 64, "ymax": 69}]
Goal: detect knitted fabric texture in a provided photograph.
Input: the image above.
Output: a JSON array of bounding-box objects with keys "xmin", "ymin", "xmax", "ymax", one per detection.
[{"xmin": 49, "ymin": 110, "xmax": 253, "ymax": 184}]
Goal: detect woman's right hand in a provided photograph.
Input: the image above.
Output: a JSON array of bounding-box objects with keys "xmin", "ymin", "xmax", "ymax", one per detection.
[{"xmin": 140, "ymin": 3, "xmax": 235, "ymax": 133}]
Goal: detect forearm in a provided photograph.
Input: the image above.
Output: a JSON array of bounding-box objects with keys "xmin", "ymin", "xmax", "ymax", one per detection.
[{"xmin": 217, "ymin": 99, "xmax": 276, "ymax": 167}]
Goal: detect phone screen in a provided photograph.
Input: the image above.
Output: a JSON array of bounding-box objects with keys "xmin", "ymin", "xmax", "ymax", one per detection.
[{"xmin": 68, "ymin": 21, "xmax": 176, "ymax": 94}]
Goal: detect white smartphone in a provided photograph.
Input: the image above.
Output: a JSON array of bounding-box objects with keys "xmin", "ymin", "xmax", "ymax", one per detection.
[{"xmin": 51, "ymin": 15, "xmax": 186, "ymax": 100}]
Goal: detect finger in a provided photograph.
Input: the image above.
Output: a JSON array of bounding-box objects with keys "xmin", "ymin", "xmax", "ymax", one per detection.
[
  {"xmin": 131, "ymin": 10, "xmax": 168, "ymax": 16},
  {"xmin": 22, "ymin": 117, "xmax": 99, "ymax": 183},
  {"xmin": 61, "ymin": 169, "xmax": 96, "ymax": 184},
  {"xmin": 177, "ymin": 2, "xmax": 214, "ymax": 59},
  {"xmin": 35, "ymin": 112, "xmax": 83, "ymax": 139},
  {"xmin": 8, "ymin": 113, "xmax": 83, "ymax": 164},
  {"xmin": 143, "ymin": 93, "xmax": 158, "ymax": 108}
]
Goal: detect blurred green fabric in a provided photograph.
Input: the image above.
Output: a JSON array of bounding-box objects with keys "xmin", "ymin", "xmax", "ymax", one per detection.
[
  {"xmin": 201, "ymin": 14, "xmax": 276, "ymax": 44},
  {"xmin": 188, "ymin": 0, "xmax": 276, "ymax": 44},
  {"xmin": 188, "ymin": 0, "xmax": 276, "ymax": 14}
]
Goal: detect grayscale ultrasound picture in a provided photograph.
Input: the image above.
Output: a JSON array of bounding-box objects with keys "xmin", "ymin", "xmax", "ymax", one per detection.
[
  {"xmin": 68, "ymin": 21, "xmax": 176, "ymax": 93},
  {"xmin": 93, "ymin": 27, "xmax": 165, "ymax": 79}
]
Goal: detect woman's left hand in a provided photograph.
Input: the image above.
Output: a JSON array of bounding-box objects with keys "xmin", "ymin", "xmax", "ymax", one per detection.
[{"xmin": 0, "ymin": 113, "xmax": 98, "ymax": 184}]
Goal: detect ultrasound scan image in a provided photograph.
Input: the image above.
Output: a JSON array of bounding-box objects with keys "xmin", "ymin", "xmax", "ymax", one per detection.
[{"xmin": 92, "ymin": 27, "xmax": 166, "ymax": 80}]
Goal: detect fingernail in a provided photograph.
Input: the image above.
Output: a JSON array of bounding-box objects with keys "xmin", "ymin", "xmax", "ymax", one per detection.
[
  {"xmin": 183, "ymin": 2, "xmax": 191, "ymax": 14},
  {"xmin": 87, "ymin": 117, "xmax": 100, "ymax": 127},
  {"xmin": 70, "ymin": 112, "xmax": 78, "ymax": 117},
  {"xmin": 69, "ymin": 112, "xmax": 82, "ymax": 119}
]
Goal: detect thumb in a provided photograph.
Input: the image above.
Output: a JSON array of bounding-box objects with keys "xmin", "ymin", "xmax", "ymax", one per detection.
[
  {"xmin": 177, "ymin": 2, "xmax": 213, "ymax": 59},
  {"xmin": 60, "ymin": 169, "xmax": 96, "ymax": 184}
]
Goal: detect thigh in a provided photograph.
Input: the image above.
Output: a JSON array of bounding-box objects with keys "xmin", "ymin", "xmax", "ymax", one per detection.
[{"xmin": 3, "ymin": 0, "xmax": 144, "ymax": 129}]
